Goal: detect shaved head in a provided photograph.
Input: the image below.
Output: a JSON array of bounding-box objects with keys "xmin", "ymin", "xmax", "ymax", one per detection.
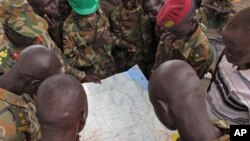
[
  {"xmin": 149, "ymin": 60, "xmax": 222, "ymax": 141},
  {"xmin": 149, "ymin": 60, "xmax": 203, "ymax": 103},
  {"xmin": 0, "ymin": 45, "xmax": 62, "ymax": 96},
  {"xmin": 36, "ymin": 74, "xmax": 88, "ymax": 141},
  {"xmin": 148, "ymin": 60, "xmax": 207, "ymax": 130},
  {"xmin": 15, "ymin": 45, "xmax": 62, "ymax": 80}
]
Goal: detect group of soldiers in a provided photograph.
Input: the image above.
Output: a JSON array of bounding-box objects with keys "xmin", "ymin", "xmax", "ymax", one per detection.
[{"xmin": 0, "ymin": 0, "xmax": 241, "ymax": 141}]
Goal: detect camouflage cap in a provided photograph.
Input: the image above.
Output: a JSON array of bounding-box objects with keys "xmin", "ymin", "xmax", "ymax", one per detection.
[{"xmin": 0, "ymin": 0, "xmax": 48, "ymax": 38}]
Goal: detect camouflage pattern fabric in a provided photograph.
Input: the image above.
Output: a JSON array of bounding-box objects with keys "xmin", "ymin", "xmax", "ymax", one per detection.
[
  {"xmin": 63, "ymin": 9, "xmax": 116, "ymax": 79},
  {"xmin": 198, "ymin": 0, "xmax": 235, "ymax": 29},
  {"xmin": 109, "ymin": 5, "xmax": 153, "ymax": 74},
  {"xmin": 153, "ymin": 24, "xmax": 214, "ymax": 78},
  {"xmin": 0, "ymin": 88, "xmax": 41, "ymax": 141},
  {"xmin": 101, "ymin": 0, "xmax": 121, "ymax": 17},
  {"xmin": 0, "ymin": 0, "xmax": 66, "ymax": 74}
]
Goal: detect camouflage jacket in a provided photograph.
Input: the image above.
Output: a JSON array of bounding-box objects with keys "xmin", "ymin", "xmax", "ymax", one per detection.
[
  {"xmin": 198, "ymin": 0, "xmax": 235, "ymax": 29},
  {"xmin": 154, "ymin": 24, "xmax": 214, "ymax": 78},
  {"xmin": 63, "ymin": 9, "xmax": 116, "ymax": 79},
  {"xmin": 109, "ymin": 5, "xmax": 153, "ymax": 72},
  {"xmin": 101, "ymin": 0, "xmax": 121, "ymax": 17},
  {"xmin": 0, "ymin": 88, "xmax": 40, "ymax": 141},
  {"xmin": 0, "ymin": 0, "xmax": 67, "ymax": 74}
]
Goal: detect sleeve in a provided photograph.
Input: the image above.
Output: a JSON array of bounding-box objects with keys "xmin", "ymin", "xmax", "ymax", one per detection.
[
  {"xmin": 108, "ymin": 12, "xmax": 131, "ymax": 48},
  {"xmin": 62, "ymin": 31, "xmax": 87, "ymax": 81},
  {"xmin": 188, "ymin": 42, "xmax": 213, "ymax": 78}
]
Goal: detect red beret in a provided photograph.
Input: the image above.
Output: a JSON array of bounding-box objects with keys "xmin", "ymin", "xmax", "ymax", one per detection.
[{"xmin": 156, "ymin": 0, "xmax": 194, "ymax": 29}]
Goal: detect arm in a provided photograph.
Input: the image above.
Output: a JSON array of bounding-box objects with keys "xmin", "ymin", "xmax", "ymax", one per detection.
[
  {"xmin": 63, "ymin": 34, "xmax": 100, "ymax": 83},
  {"xmin": 188, "ymin": 43, "xmax": 214, "ymax": 79}
]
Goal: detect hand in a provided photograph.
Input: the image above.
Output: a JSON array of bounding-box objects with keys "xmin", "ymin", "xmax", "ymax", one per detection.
[
  {"xmin": 83, "ymin": 75, "xmax": 101, "ymax": 83},
  {"xmin": 93, "ymin": 32, "xmax": 112, "ymax": 49},
  {"xmin": 44, "ymin": 14, "xmax": 63, "ymax": 48},
  {"xmin": 126, "ymin": 44, "xmax": 136, "ymax": 53},
  {"xmin": 44, "ymin": 14, "xmax": 60, "ymax": 29}
]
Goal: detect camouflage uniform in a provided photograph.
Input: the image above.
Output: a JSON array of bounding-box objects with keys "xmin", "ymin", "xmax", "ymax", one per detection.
[
  {"xmin": 101, "ymin": 0, "xmax": 121, "ymax": 17},
  {"xmin": 172, "ymin": 120, "xmax": 230, "ymax": 141},
  {"xmin": 0, "ymin": 0, "xmax": 63, "ymax": 74},
  {"xmin": 154, "ymin": 24, "xmax": 214, "ymax": 78},
  {"xmin": 63, "ymin": 9, "xmax": 116, "ymax": 79},
  {"xmin": 0, "ymin": 88, "xmax": 41, "ymax": 141},
  {"xmin": 198, "ymin": 0, "xmax": 235, "ymax": 29},
  {"xmin": 109, "ymin": 5, "xmax": 153, "ymax": 74}
]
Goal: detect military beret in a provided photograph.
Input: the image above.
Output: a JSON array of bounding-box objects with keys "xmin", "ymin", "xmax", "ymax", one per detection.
[{"xmin": 156, "ymin": 0, "xmax": 195, "ymax": 29}]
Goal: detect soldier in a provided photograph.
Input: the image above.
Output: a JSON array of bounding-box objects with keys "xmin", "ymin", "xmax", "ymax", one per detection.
[
  {"xmin": 37, "ymin": 74, "xmax": 88, "ymax": 141},
  {"xmin": 63, "ymin": 0, "xmax": 116, "ymax": 82},
  {"xmin": 149, "ymin": 60, "xmax": 230, "ymax": 141},
  {"xmin": 101, "ymin": 0, "xmax": 121, "ymax": 17},
  {"xmin": 0, "ymin": 0, "xmax": 63, "ymax": 74},
  {"xmin": 0, "ymin": 45, "xmax": 62, "ymax": 141},
  {"xmin": 142, "ymin": 0, "xmax": 169, "ymax": 73},
  {"xmin": 27, "ymin": 0, "xmax": 71, "ymax": 50},
  {"xmin": 142, "ymin": 0, "xmax": 165, "ymax": 43},
  {"xmin": 156, "ymin": 0, "xmax": 214, "ymax": 78},
  {"xmin": 198, "ymin": 0, "xmax": 236, "ymax": 30},
  {"xmin": 109, "ymin": 0, "xmax": 154, "ymax": 77}
]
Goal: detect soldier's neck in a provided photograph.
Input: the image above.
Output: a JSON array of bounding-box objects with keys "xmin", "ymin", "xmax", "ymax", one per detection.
[{"xmin": 184, "ymin": 21, "xmax": 198, "ymax": 42}]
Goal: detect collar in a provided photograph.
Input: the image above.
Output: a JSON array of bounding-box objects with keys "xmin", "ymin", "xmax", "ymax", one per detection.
[
  {"xmin": 121, "ymin": 5, "xmax": 142, "ymax": 20},
  {"xmin": 0, "ymin": 88, "xmax": 26, "ymax": 108},
  {"xmin": 74, "ymin": 11, "xmax": 99, "ymax": 28},
  {"xmin": 188, "ymin": 24, "xmax": 202, "ymax": 42}
]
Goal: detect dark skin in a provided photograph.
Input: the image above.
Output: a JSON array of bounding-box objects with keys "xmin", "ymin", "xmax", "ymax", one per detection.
[
  {"xmin": 142, "ymin": 0, "xmax": 163, "ymax": 20},
  {"xmin": 0, "ymin": 45, "xmax": 62, "ymax": 97},
  {"xmin": 122, "ymin": 0, "xmax": 139, "ymax": 10},
  {"xmin": 148, "ymin": 60, "xmax": 222, "ymax": 141},
  {"xmin": 194, "ymin": 0, "xmax": 202, "ymax": 9},
  {"xmin": 27, "ymin": 0, "xmax": 59, "ymax": 18},
  {"xmin": 27, "ymin": 0, "xmax": 65, "ymax": 50},
  {"xmin": 221, "ymin": 28, "xmax": 250, "ymax": 70},
  {"xmin": 37, "ymin": 74, "xmax": 88, "ymax": 141},
  {"xmin": 168, "ymin": 12, "xmax": 198, "ymax": 41}
]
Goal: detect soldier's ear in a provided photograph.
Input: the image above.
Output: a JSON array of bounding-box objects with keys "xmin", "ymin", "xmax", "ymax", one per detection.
[{"xmin": 28, "ymin": 80, "xmax": 41, "ymax": 93}]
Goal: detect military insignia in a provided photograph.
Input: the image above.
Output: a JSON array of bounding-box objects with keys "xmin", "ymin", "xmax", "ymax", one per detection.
[
  {"xmin": 0, "ymin": 50, "xmax": 8, "ymax": 65},
  {"xmin": 164, "ymin": 20, "xmax": 174, "ymax": 28},
  {"xmin": 36, "ymin": 35, "xmax": 44, "ymax": 43}
]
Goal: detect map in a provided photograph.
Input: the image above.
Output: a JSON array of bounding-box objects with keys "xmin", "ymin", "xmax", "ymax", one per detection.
[{"xmin": 80, "ymin": 65, "xmax": 177, "ymax": 141}]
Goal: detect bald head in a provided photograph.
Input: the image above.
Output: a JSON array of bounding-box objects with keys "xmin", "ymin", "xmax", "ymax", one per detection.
[
  {"xmin": 0, "ymin": 45, "xmax": 62, "ymax": 96},
  {"xmin": 36, "ymin": 74, "xmax": 88, "ymax": 141},
  {"xmin": 14, "ymin": 45, "xmax": 62, "ymax": 80},
  {"xmin": 149, "ymin": 60, "xmax": 203, "ymax": 102},
  {"xmin": 148, "ymin": 60, "xmax": 206, "ymax": 130}
]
